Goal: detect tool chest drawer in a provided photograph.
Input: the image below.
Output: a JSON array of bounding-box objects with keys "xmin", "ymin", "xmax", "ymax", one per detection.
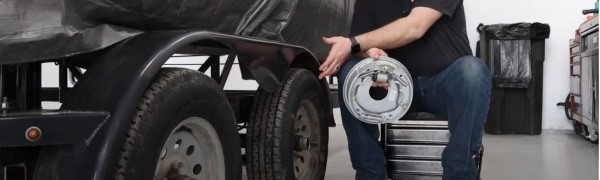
[
  {"xmin": 386, "ymin": 144, "xmax": 445, "ymax": 160},
  {"xmin": 387, "ymin": 159, "xmax": 443, "ymax": 176},
  {"xmin": 572, "ymin": 63, "xmax": 581, "ymax": 75},
  {"xmin": 386, "ymin": 128, "xmax": 450, "ymax": 144},
  {"xmin": 570, "ymin": 76, "xmax": 580, "ymax": 94},
  {"xmin": 571, "ymin": 44, "xmax": 581, "ymax": 55}
]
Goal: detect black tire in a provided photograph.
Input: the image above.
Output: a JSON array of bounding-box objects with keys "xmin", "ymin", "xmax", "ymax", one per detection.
[
  {"xmin": 246, "ymin": 68, "xmax": 329, "ymax": 180},
  {"xmin": 114, "ymin": 68, "xmax": 241, "ymax": 180},
  {"xmin": 574, "ymin": 120, "xmax": 583, "ymax": 135},
  {"xmin": 559, "ymin": 93, "xmax": 575, "ymax": 121}
]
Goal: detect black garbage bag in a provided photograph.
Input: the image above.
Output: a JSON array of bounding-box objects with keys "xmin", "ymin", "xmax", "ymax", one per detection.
[
  {"xmin": 478, "ymin": 23, "xmax": 550, "ymax": 40},
  {"xmin": 478, "ymin": 23, "xmax": 550, "ymax": 88}
]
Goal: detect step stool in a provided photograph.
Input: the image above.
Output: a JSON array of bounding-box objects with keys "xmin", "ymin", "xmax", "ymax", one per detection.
[{"xmin": 381, "ymin": 112, "xmax": 483, "ymax": 180}]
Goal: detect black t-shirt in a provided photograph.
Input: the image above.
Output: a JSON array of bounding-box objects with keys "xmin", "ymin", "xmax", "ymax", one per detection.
[{"xmin": 350, "ymin": 0, "xmax": 472, "ymax": 76}]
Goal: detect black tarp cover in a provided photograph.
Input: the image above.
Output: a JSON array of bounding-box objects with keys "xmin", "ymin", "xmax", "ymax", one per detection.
[{"xmin": 0, "ymin": 0, "xmax": 353, "ymax": 64}]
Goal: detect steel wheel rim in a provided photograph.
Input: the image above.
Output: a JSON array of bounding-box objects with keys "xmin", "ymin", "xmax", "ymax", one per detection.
[
  {"xmin": 293, "ymin": 99, "xmax": 320, "ymax": 179},
  {"xmin": 589, "ymin": 131, "xmax": 598, "ymax": 141},
  {"xmin": 154, "ymin": 117, "xmax": 225, "ymax": 180}
]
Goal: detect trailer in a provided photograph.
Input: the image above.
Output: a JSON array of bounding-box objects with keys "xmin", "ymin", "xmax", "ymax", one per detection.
[{"xmin": 0, "ymin": 0, "xmax": 354, "ymax": 179}]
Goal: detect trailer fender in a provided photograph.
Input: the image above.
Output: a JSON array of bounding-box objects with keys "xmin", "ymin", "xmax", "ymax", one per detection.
[{"xmin": 41, "ymin": 30, "xmax": 329, "ymax": 180}]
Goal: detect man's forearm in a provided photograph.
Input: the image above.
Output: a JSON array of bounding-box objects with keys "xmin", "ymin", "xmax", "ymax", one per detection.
[
  {"xmin": 355, "ymin": 18, "xmax": 420, "ymax": 50},
  {"xmin": 354, "ymin": 7, "xmax": 443, "ymax": 51}
]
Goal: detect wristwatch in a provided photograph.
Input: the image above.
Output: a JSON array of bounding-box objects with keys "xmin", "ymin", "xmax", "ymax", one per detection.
[{"xmin": 349, "ymin": 36, "xmax": 361, "ymax": 54}]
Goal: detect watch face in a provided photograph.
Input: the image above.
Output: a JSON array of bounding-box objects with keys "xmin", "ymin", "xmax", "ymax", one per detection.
[{"xmin": 352, "ymin": 44, "xmax": 360, "ymax": 54}]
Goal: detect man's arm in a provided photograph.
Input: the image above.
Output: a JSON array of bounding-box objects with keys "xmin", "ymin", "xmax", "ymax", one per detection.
[
  {"xmin": 356, "ymin": 7, "xmax": 442, "ymax": 50},
  {"xmin": 318, "ymin": 6, "xmax": 443, "ymax": 79}
]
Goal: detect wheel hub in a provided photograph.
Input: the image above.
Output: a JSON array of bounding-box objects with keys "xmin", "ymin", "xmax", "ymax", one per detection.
[
  {"xmin": 293, "ymin": 100, "xmax": 320, "ymax": 179},
  {"xmin": 154, "ymin": 117, "xmax": 225, "ymax": 180},
  {"xmin": 295, "ymin": 135, "xmax": 311, "ymax": 151},
  {"xmin": 157, "ymin": 160, "xmax": 198, "ymax": 180},
  {"xmin": 587, "ymin": 127, "xmax": 598, "ymax": 141}
]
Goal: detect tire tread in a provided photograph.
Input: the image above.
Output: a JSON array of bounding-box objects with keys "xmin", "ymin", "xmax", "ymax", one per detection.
[{"xmin": 114, "ymin": 69, "xmax": 190, "ymax": 180}]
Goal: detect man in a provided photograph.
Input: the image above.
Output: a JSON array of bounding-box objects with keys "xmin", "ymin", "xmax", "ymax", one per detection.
[{"xmin": 318, "ymin": 0, "xmax": 491, "ymax": 179}]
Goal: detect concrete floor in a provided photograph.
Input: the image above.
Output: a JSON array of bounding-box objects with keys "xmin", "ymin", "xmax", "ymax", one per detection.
[{"xmin": 325, "ymin": 108, "xmax": 599, "ymax": 180}]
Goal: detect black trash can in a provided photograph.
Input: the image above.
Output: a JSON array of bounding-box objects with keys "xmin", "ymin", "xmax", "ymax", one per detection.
[{"xmin": 477, "ymin": 23, "xmax": 551, "ymax": 135}]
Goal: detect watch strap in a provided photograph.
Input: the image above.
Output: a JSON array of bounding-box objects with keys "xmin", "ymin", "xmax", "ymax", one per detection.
[{"xmin": 350, "ymin": 37, "xmax": 361, "ymax": 54}]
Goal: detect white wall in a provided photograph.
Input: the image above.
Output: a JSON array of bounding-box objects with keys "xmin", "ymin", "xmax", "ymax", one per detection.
[
  {"xmin": 40, "ymin": 55, "xmax": 259, "ymax": 110},
  {"xmin": 464, "ymin": 0, "xmax": 595, "ymax": 130}
]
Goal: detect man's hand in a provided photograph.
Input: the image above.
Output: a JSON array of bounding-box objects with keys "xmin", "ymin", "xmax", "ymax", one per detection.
[
  {"xmin": 364, "ymin": 48, "xmax": 391, "ymax": 90},
  {"xmin": 319, "ymin": 36, "xmax": 352, "ymax": 79},
  {"xmin": 363, "ymin": 47, "xmax": 388, "ymax": 59}
]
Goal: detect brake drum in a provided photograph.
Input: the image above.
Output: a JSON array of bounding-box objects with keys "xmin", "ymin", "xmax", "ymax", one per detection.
[{"xmin": 342, "ymin": 57, "xmax": 413, "ymax": 124}]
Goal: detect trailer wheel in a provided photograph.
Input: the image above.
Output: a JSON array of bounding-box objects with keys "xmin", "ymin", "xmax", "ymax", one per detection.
[
  {"xmin": 574, "ymin": 120, "xmax": 583, "ymax": 135},
  {"xmin": 114, "ymin": 68, "xmax": 241, "ymax": 180},
  {"xmin": 586, "ymin": 127, "xmax": 598, "ymax": 144},
  {"xmin": 246, "ymin": 68, "xmax": 329, "ymax": 180},
  {"xmin": 557, "ymin": 93, "xmax": 575, "ymax": 120}
]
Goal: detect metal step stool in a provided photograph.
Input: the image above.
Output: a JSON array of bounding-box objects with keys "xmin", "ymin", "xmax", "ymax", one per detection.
[{"xmin": 381, "ymin": 112, "xmax": 483, "ymax": 180}]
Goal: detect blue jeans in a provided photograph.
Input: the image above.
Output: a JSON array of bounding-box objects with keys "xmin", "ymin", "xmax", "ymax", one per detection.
[{"xmin": 337, "ymin": 56, "xmax": 491, "ymax": 180}]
